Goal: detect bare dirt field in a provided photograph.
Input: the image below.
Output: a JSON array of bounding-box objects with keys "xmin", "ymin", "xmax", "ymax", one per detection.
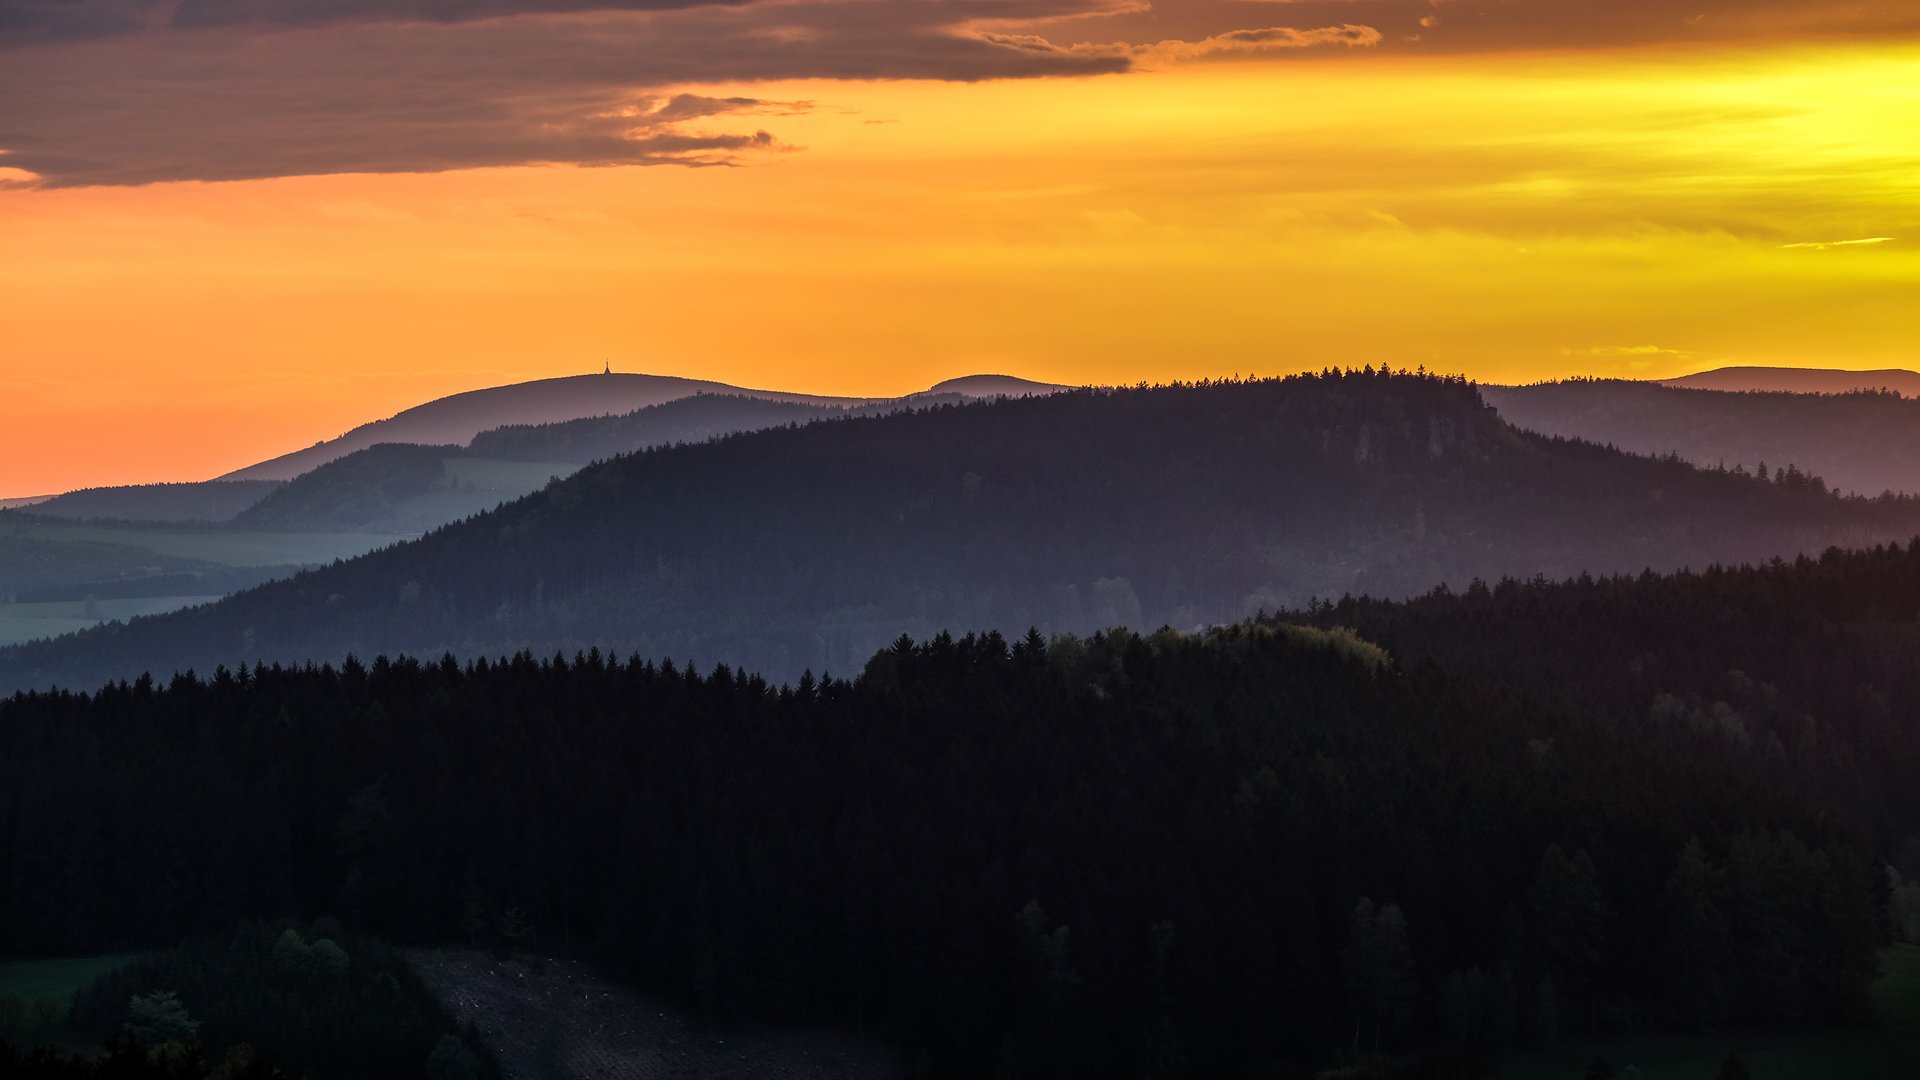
[{"xmin": 408, "ymin": 950, "xmax": 902, "ymax": 1080}]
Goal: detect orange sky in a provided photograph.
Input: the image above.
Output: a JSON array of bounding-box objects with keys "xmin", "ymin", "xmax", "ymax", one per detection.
[{"xmin": 3, "ymin": 7, "xmax": 1918, "ymax": 494}]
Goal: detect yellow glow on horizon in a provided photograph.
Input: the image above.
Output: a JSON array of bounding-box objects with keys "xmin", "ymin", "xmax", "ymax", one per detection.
[{"xmin": 3, "ymin": 43, "xmax": 1917, "ymax": 492}]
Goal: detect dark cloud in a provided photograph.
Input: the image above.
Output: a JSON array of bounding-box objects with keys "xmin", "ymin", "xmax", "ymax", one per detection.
[
  {"xmin": 1220, "ymin": 0, "xmax": 1920, "ymax": 50},
  {"xmin": 1, "ymin": 0, "xmax": 1915, "ymax": 187},
  {"xmin": 0, "ymin": 0, "xmax": 1150, "ymax": 185},
  {"xmin": 0, "ymin": 0, "xmax": 744, "ymax": 45}
]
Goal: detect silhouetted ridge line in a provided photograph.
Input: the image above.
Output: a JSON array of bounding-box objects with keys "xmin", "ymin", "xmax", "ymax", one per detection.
[{"xmin": 8, "ymin": 370, "xmax": 1920, "ymax": 694}]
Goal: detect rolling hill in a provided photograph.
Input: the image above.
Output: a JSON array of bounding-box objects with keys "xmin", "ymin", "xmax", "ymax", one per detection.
[
  {"xmin": 470, "ymin": 393, "xmax": 897, "ymax": 465},
  {"xmin": 1662, "ymin": 365, "xmax": 1920, "ymax": 397},
  {"xmin": 242, "ymin": 391, "xmax": 1044, "ymax": 532},
  {"xmin": 1484, "ymin": 380, "xmax": 1920, "ymax": 495},
  {"xmin": 216, "ymin": 372, "xmax": 878, "ymax": 482},
  {"xmin": 25, "ymin": 480, "xmax": 285, "ymax": 523},
  {"xmin": 919, "ymin": 373, "xmax": 1067, "ymax": 398},
  {"xmin": 10, "ymin": 371, "xmax": 1920, "ymax": 693},
  {"xmin": 229, "ymin": 444, "xmax": 572, "ymax": 534}
]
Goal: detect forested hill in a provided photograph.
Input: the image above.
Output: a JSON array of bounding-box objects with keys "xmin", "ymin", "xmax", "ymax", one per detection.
[
  {"xmin": 1485, "ymin": 379, "xmax": 1920, "ymax": 495},
  {"xmin": 0, "ymin": 623, "xmax": 1884, "ymax": 1075},
  {"xmin": 10, "ymin": 370, "xmax": 1920, "ymax": 693},
  {"xmin": 23, "ymin": 480, "xmax": 284, "ymax": 524},
  {"xmin": 217, "ymin": 372, "xmax": 873, "ymax": 482}
]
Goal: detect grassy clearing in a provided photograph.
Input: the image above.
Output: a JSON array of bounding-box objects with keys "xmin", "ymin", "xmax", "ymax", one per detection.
[
  {"xmin": 410, "ymin": 948, "xmax": 898, "ymax": 1080},
  {"xmin": 0, "ymin": 954, "xmax": 140, "ymax": 1050},
  {"xmin": 0, "ymin": 595, "xmax": 221, "ymax": 646},
  {"xmin": 1497, "ymin": 945, "xmax": 1920, "ymax": 1079}
]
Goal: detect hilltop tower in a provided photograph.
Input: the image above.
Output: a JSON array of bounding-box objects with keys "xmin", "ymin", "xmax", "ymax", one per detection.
[{"xmin": 603, "ymin": 359, "xmax": 612, "ymax": 376}]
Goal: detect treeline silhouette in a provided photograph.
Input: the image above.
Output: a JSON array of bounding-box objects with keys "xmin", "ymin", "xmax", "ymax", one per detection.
[
  {"xmin": 12, "ymin": 371, "xmax": 1920, "ymax": 693},
  {"xmin": 1485, "ymin": 379, "xmax": 1920, "ymax": 496},
  {"xmin": 0, "ymin": 618, "xmax": 1885, "ymax": 1076}
]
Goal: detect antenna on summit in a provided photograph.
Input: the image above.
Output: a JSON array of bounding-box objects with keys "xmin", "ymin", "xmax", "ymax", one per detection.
[{"xmin": 603, "ymin": 358, "xmax": 612, "ymax": 376}]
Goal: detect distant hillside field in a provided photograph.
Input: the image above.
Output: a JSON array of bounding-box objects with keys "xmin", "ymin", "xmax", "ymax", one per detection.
[
  {"xmin": 216, "ymin": 371, "xmax": 1066, "ymax": 483},
  {"xmin": 11, "ymin": 372, "xmax": 1920, "ymax": 693},
  {"xmin": 1485, "ymin": 380, "xmax": 1920, "ymax": 495}
]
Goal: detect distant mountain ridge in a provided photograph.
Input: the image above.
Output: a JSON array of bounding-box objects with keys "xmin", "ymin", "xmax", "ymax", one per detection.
[
  {"xmin": 468, "ymin": 392, "xmax": 972, "ymax": 465},
  {"xmin": 216, "ymin": 371, "xmax": 1070, "ymax": 483},
  {"xmin": 216, "ymin": 385, "xmax": 1066, "ymax": 533},
  {"xmin": 217, "ymin": 372, "xmax": 879, "ymax": 482},
  {"xmin": 10, "ymin": 371, "xmax": 1920, "ymax": 694},
  {"xmin": 1661, "ymin": 365, "xmax": 1920, "ymax": 397}
]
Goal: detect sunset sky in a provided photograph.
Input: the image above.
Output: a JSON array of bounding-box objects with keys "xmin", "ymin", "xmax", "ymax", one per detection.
[{"xmin": 3, "ymin": 0, "xmax": 1918, "ymax": 494}]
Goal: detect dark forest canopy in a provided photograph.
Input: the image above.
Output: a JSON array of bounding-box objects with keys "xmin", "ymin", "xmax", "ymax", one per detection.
[
  {"xmin": 1485, "ymin": 379, "xmax": 1920, "ymax": 496},
  {"xmin": 10, "ymin": 370, "xmax": 1920, "ymax": 693},
  {"xmin": 0, "ymin": 616, "xmax": 1891, "ymax": 1077},
  {"xmin": 1309, "ymin": 539, "xmax": 1920, "ymax": 864}
]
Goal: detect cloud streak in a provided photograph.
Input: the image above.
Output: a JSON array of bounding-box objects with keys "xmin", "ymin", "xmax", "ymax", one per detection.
[
  {"xmin": 1780, "ymin": 237, "xmax": 1896, "ymax": 251},
  {"xmin": 971, "ymin": 22, "xmax": 1382, "ymax": 65}
]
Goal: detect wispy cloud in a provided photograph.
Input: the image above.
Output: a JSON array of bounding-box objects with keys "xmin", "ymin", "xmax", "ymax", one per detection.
[
  {"xmin": 1780, "ymin": 237, "xmax": 1896, "ymax": 251},
  {"xmin": 1561, "ymin": 345, "xmax": 1693, "ymax": 359}
]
